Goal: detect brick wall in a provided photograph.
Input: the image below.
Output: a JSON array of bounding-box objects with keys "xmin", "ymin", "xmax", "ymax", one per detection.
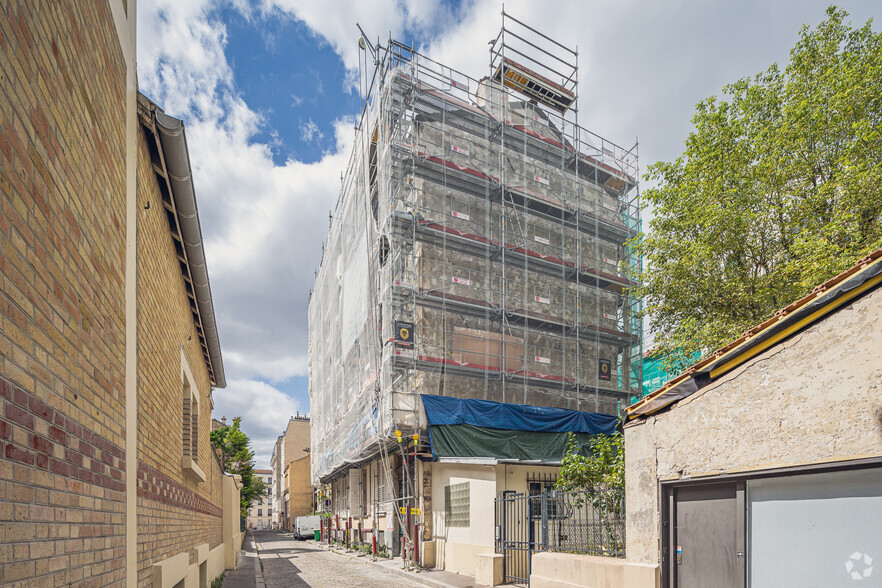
[
  {"xmin": 135, "ymin": 122, "xmax": 224, "ymax": 585},
  {"xmin": 0, "ymin": 2, "xmax": 128, "ymax": 585}
]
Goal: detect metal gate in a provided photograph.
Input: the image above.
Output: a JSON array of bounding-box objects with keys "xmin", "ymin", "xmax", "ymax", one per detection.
[
  {"xmin": 495, "ymin": 490, "xmax": 539, "ymax": 584},
  {"xmin": 495, "ymin": 487, "xmax": 626, "ymax": 585}
]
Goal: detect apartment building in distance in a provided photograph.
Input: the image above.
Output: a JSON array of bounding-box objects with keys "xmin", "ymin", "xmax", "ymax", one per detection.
[
  {"xmin": 270, "ymin": 414, "xmax": 313, "ymax": 531},
  {"xmin": 0, "ymin": 2, "xmax": 242, "ymax": 585},
  {"xmin": 308, "ymin": 13, "xmax": 640, "ymax": 576},
  {"xmin": 246, "ymin": 469, "xmax": 274, "ymax": 530}
]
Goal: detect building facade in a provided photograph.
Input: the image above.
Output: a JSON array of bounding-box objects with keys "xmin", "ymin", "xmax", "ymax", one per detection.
[
  {"xmin": 270, "ymin": 415, "xmax": 312, "ymax": 532},
  {"xmin": 622, "ymin": 251, "xmax": 882, "ymax": 587},
  {"xmin": 270, "ymin": 434, "xmax": 284, "ymax": 529},
  {"xmin": 308, "ymin": 15, "xmax": 640, "ymax": 575},
  {"xmin": 246, "ymin": 469, "xmax": 273, "ymax": 530},
  {"xmin": 0, "ymin": 2, "xmax": 241, "ymax": 586}
]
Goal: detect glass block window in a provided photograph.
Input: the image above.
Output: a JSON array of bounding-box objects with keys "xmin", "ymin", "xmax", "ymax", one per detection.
[{"xmin": 445, "ymin": 482, "xmax": 470, "ymax": 527}]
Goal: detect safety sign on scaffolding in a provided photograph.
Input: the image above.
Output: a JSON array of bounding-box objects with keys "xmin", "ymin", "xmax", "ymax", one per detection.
[
  {"xmin": 399, "ymin": 507, "xmax": 421, "ymax": 515},
  {"xmin": 452, "ymin": 276, "xmax": 470, "ymax": 286},
  {"xmin": 603, "ymin": 313, "xmax": 616, "ymax": 320},
  {"xmin": 451, "ymin": 210, "xmax": 470, "ymax": 221},
  {"xmin": 603, "ymin": 258, "xmax": 616, "ymax": 265},
  {"xmin": 534, "ymin": 295, "xmax": 550, "ymax": 305},
  {"xmin": 451, "ymin": 145, "xmax": 470, "ymax": 157},
  {"xmin": 602, "ymin": 202, "xmax": 616, "ymax": 211},
  {"xmin": 394, "ymin": 321, "xmax": 414, "ymax": 346},
  {"xmin": 534, "ymin": 235, "xmax": 550, "ymax": 245},
  {"xmin": 534, "ymin": 356, "xmax": 550, "ymax": 364},
  {"xmin": 599, "ymin": 358, "xmax": 612, "ymax": 381},
  {"xmin": 534, "ymin": 174, "xmax": 550, "ymax": 186}
]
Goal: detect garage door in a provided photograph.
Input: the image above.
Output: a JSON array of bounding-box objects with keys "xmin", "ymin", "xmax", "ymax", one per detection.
[{"xmin": 749, "ymin": 467, "xmax": 882, "ymax": 587}]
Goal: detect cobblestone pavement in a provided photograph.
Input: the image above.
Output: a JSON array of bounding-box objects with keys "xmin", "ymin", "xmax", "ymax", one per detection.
[{"xmin": 252, "ymin": 531, "xmax": 415, "ymax": 588}]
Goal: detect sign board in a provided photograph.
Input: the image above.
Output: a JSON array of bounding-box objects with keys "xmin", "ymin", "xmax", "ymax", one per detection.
[
  {"xmin": 394, "ymin": 321, "xmax": 414, "ymax": 345},
  {"xmin": 599, "ymin": 358, "xmax": 612, "ymax": 381}
]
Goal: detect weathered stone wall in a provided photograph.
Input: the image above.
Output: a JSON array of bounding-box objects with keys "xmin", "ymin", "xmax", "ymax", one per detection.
[
  {"xmin": 625, "ymin": 285, "xmax": 882, "ymax": 566},
  {"xmin": 135, "ymin": 122, "xmax": 224, "ymax": 585},
  {"xmin": 0, "ymin": 2, "xmax": 128, "ymax": 584}
]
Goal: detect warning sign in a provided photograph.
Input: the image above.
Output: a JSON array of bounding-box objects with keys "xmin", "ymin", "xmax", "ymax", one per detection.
[
  {"xmin": 394, "ymin": 321, "xmax": 414, "ymax": 346},
  {"xmin": 599, "ymin": 359, "xmax": 612, "ymax": 381}
]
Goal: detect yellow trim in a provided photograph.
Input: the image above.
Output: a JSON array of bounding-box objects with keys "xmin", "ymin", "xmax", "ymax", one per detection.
[{"xmin": 709, "ymin": 271, "xmax": 882, "ymax": 379}]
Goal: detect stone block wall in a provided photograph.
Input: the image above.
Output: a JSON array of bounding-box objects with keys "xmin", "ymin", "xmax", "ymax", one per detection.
[{"xmin": 0, "ymin": 2, "xmax": 128, "ymax": 585}]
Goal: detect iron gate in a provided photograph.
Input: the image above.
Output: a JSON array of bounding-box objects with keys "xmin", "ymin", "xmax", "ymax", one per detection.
[{"xmin": 494, "ymin": 487, "xmax": 626, "ymax": 584}]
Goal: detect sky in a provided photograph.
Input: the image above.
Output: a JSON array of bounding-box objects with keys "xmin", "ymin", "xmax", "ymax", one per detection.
[{"xmin": 136, "ymin": 0, "xmax": 881, "ymax": 466}]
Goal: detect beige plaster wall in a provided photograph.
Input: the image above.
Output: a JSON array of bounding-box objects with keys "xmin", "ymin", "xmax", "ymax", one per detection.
[
  {"xmin": 431, "ymin": 463, "xmax": 498, "ymax": 573},
  {"xmin": 624, "ymin": 286, "xmax": 882, "ymax": 567}
]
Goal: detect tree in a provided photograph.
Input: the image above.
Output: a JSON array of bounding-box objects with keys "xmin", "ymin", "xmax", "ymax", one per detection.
[
  {"xmin": 554, "ymin": 433, "xmax": 625, "ymax": 492},
  {"xmin": 633, "ymin": 7, "xmax": 882, "ymax": 373},
  {"xmin": 210, "ymin": 417, "xmax": 268, "ymax": 518}
]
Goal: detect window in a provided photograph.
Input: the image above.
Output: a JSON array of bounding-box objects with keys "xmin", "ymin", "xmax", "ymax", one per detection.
[
  {"xmin": 180, "ymin": 351, "xmax": 205, "ymax": 482},
  {"xmin": 445, "ymin": 482, "xmax": 470, "ymax": 527},
  {"xmin": 258, "ymin": 509, "xmax": 262, "ymax": 516}
]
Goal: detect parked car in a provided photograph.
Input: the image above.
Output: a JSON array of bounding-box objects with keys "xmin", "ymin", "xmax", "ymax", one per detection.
[{"xmin": 293, "ymin": 515, "xmax": 321, "ymax": 540}]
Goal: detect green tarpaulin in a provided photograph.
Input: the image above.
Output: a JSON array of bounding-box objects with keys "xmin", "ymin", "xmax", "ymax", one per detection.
[{"xmin": 429, "ymin": 423, "xmax": 598, "ymax": 461}]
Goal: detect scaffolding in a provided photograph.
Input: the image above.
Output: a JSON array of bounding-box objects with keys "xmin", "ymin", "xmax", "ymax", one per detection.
[{"xmin": 308, "ymin": 13, "xmax": 642, "ymax": 484}]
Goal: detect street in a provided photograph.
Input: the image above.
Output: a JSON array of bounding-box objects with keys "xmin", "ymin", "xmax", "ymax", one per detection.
[{"xmin": 224, "ymin": 530, "xmax": 475, "ymax": 588}]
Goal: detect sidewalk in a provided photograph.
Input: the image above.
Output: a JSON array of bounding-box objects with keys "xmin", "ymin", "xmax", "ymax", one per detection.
[{"xmin": 221, "ymin": 532, "xmax": 264, "ymax": 588}]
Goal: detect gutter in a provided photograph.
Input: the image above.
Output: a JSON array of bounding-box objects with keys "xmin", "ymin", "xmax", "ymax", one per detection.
[{"xmin": 138, "ymin": 94, "xmax": 226, "ymax": 388}]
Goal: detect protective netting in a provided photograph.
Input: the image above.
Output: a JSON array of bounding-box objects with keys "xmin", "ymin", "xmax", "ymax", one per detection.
[{"xmin": 309, "ymin": 43, "xmax": 641, "ymax": 483}]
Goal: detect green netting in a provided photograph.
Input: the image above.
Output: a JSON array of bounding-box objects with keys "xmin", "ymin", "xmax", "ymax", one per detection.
[{"xmin": 429, "ymin": 423, "xmax": 597, "ymax": 461}]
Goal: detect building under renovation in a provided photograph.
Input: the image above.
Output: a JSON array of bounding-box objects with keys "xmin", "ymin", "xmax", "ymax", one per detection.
[{"xmin": 308, "ymin": 13, "xmax": 640, "ymax": 577}]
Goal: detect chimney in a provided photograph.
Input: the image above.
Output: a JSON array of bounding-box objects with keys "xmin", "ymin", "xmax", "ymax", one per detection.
[{"xmin": 221, "ymin": 416, "xmax": 227, "ymax": 425}]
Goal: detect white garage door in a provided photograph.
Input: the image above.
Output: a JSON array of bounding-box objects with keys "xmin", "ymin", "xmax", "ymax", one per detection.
[{"xmin": 748, "ymin": 467, "xmax": 882, "ymax": 587}]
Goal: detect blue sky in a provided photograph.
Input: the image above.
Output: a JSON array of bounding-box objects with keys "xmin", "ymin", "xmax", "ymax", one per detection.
[
  {"xmin": 138, "ymin": 0, "xmax": 881, "ymax": 465},
  {"xmin": 219, "ymin": 7, "xmax": 359, "ymax": 164}
]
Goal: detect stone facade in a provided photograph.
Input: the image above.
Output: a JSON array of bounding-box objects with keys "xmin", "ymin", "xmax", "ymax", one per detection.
[
  {"xmin": 624, "ymin": 277, "xmax": 882, "ymax": 580},
  {"xmin": 0, "ymin": 2, "xmax": 239, "ymax": 586}
]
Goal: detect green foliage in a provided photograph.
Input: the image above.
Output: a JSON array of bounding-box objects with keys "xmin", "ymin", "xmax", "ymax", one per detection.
[
  {"xmin": 555, "ymin": 433, "xmax": 624, "ymax": 492},
  {"xmin": 210, "ymin": 573, "xmax": 224, "ymax": 588},
  {"xmin": 633, "ymin": 6, "xmax": 882, "ymax": 373},
  {"xmin": 210, "ymin": 417, "xmax": 268, "ymax": 518}
]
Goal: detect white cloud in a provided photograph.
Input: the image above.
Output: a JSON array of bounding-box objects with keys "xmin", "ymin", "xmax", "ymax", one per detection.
[
  {"xmin": 212, "ymin": 379, "xmax": 301, "ymax": 466},
  {"xmin": 290, "ymin": 93, "xmax": 303, "ymax": 107},
  {"xmin": 137, "ymin": 0, "xmax": 352, "ymax": 456},
  {"xmin": 299, "ymin": 118, "xmax": 323, "ymax": 142}
]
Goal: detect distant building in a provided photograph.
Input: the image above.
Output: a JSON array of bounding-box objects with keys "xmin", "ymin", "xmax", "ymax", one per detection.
[
  {"xmin": 270, "ymin": 414, "xmax": 313, "ymax": 532},
  {"xmin": 246, "ymin": 469, "xmax": 274, "ymax": 530}
]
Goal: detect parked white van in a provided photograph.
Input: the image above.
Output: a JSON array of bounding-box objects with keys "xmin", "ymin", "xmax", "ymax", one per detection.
[{"xmin": 294, "ymin": 515, "xmax": 321, "ymax": 540}]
